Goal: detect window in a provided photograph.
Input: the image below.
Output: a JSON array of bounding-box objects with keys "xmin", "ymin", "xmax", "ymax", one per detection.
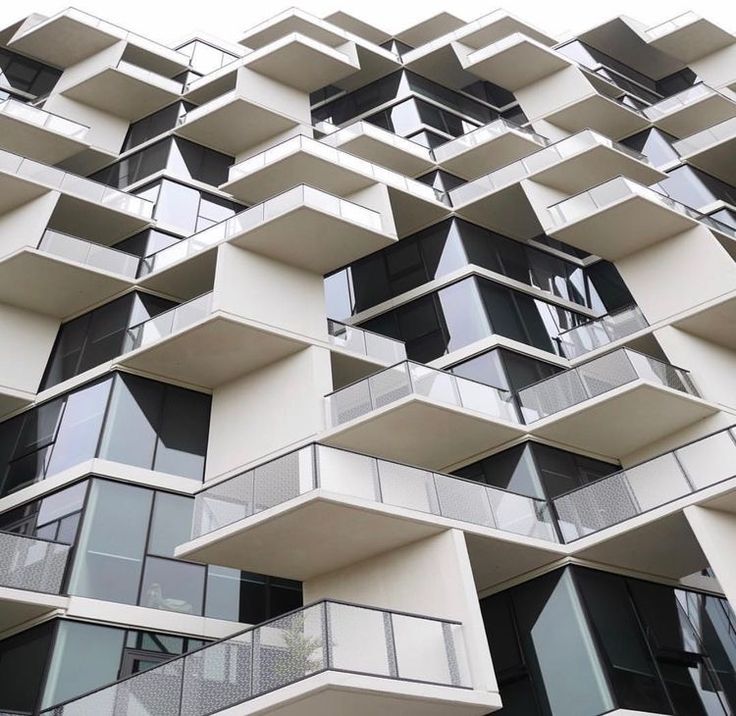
[
  {"xmin": 62, "ymin": 479, "xmax": 302, "ymax": 621},
  {"xmin": 360, "ymin": 276, "xmax": 588, "ymax": 362},
  {"xmin": 324, "ymin": 218, "xmax": 630, "ymax": 320},
  {"xmin": 622, "ymin": 128, "xmax": 679, "ymax": 168},
  {"xmin": 452, "ymin": 441, "xmax": 618, "ymax": 500},
  {"xmin": 42, "ymin": 291, "xmax": 176, "ymax": 389},
  {"xmin": 92, "ymin": 138, "xmax": 234, "ymax": 191},
  {"xmin": 658, "ymin": 166, "xmax": 736, "ymax": 211},
  {"xmin": 133, "ymin": 178, "xmax": 245, "ymax": 236},
  {"xmin": 0, "ymin": 373, "xmax": 211, "ymax": 496},
  {"xmin": 122, "ymin": 101, "xmax": 195, "ymax": 151},
  {"xmin": 177, "ymin": 40, "xmax": 238, "ymax": 74},
  {"xmin": 0, "ymin": 48, "xmax": 61, "ymax": 97},
  {"xmin": 481, "ymin": 566, "xmax": 736, "ymax": 716}
]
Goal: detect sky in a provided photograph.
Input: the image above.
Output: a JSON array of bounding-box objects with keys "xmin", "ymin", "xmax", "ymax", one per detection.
[{"xmin": 1, "ymin": 0, "xmax": 735, "ymax": 48}]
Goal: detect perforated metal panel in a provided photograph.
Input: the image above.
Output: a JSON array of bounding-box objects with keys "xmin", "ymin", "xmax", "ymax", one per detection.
[{"xmin": 0, "ymin": 532, "xmax": 69, "ymax": 595}]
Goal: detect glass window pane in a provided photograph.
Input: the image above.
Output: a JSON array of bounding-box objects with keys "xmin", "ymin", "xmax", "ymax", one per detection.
[
  {"xmin": 42, "ymin": 621, "xmax": 126, "ymax": 709},
  {"xmin": 148, "ymin": 492, "xmax": 194, "ymax": 557},
  {"xmin": 68, "ymin": 480, "xmax": 152, "ymax": 604},
  {"xmin": 153, "ymin": 386, "xmax": 210, "ymax": 479},
  {"xmin": 140, "ymin": 556, "xmax": 205, "ymax": 615},
  {"xmin": 99, "ymin": 374, "xmax": 163, "ymax": 470},
  {"xmin": 0, "ymin": 621, "xmax": 54, "ymax": 713}
]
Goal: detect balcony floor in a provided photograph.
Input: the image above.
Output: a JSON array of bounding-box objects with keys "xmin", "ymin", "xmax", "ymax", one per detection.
[
  {"xmin": 119, "ymin": 313, "xmax": 310, "ymax": 388},
  {"xmin": 321, "ymin": 396, "xmax": 525, "ymax": 471},
  {"xmin": 528, "ymin": 381, "xmax": 718, "ymax": 459},
  {"xmin": 544, "ymin": 94, "xmax": 650, "ymax": 140},
  {"xmin": 0, "ymin": 249, "xmax": 133, "ymax": 317},
  {"xmin": 0, "ymin": 587, "xmax": 68, "ymax": 633}
]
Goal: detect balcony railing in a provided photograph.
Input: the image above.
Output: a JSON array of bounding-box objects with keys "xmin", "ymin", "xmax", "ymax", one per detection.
[
  {"xmin": 432, "ymin": 117, "xmax": 548, "ymax": 162},
  {"xmin": 547, "ymin": 176, "xmax": 736, "ymax": 240},
  {"xmin": 647, "ymin": 12, "xmax": 699, "ymax": 39},
  {"xmin": 38, "ymin": 229, "xmax": 140, "ymax": 278},
  {"xmin": 643, "ymin": 83, "xmax": 721, "ymax": 121},
  {"xmin": 673, "ymin": 116, "xmax": 736, "ymax": 156},
  {"xmin": 327, "ymin": 319, "xmax": 406, "ymax": 364},
  {"xmin": 41, "ymin": 600, "xmax": 471, "ymax": 716},
  {"xmin": 0, "ymin": 97, "xmax": 88, "ymax": 139},
  {"xmin": 0, "ymin": 148, "xmax": 154, "ymax": 218},
  {"xmin": 557, "ymin": 305, "xmax": 649, "ymax": 359},
  {"xmin": 124, "ymin": 292, "xmax": 213, "ymax": 352},
  {"xmin": 449, "ymin": 130, "xmax": 648, "ymax": 206},
  {"xmin": 115, "ymin": 60, "xmax": 184, "ymax": 92},
  {"xmin": 517, "ymin": 348, "xmax": 699, "ymax": 422},
  {"xmin": 227, "ymin": 135, "xmax": 449, "ymax": 205},
  {"xmin": 553, "ymin": 426, "xmax": 736, "ymax": 540},
  {"xmin": 139, "ymin": 185, "xmax": 383, "ymax": 276},
  {"xmin": 0, "ymin": 530, "xmax": 69, "ymax": 595},
  {"xmin": 192, "ymin": 443, "xmax": 558, "ymax": 543},
  {"xmin": 325, "ymin": 361, "xmax": 519, "ymax": 428}
]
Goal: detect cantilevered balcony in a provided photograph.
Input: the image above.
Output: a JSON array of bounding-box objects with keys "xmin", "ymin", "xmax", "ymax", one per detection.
[
  {"xmin": 674, "ymin": 117, "xmax": 736, "ymax": 185},
  {"xmin": 319, "ymin": 121, "xmax": 435, "ymax": 177},
  {"xmin": 0, "ymin": 149, "xmax": 153, "ymax": 240},
  {"xmin": 243, "ymin": 32, "xmax": 359, "ymax": 91},
  {"xmin": 177, "ymin": 443, "xmax": 559, "ymax": 583},
  {"xmin": 455, "ymin": 33, "xmax": 571, "ymax": 91},
  {"xmin": 558, "ymin": 305, "xmax": 650, "ymax": 359},
  {"xmin": 643, "ymin": 84, "xmax": 736, "ymax": 138},
  {"xmin": 328, "ymin": 320, "xmax": 407, "ymax": 386},
  {"xmin": 175, "ymin": 87, "xmax": 301, "ymax": 157},
  {"xmin": 0, "ymin": 98, "xmax": 89, "ymax": 165},
  {"xmin": 433, "ymin": 119, "xmax": 547, "ymax": 180},
  {"xmin": 646, "ymin": 12, "xmax": 735, "ymax": 64},
  {"xmin": 0, "ymin": 530, "xmax": 69, "ymax": 633},
  {"xmin": 139, "ymin": 185, "xmax": 395, "ymax": 297},
  {"xmin": 449, "ymin": 130, "xmax": 662, "ymax": 237},
  {"xmin": 554, "ymin": 426, "xmax": 736, "ymax": 580},
  {"xmin": 118, "ymin": 292, "xmax": 309, "ymax": 388},
  {"xmin": 61, "ymin": 60, "xmax": 183, "ymax": 121},
  {"xmin": 543, "ymin": 92, "xmax": 650, "ymax": 140},
  {"xmin": 519, "ymin": 348, "xmax": 716, "ymax": 456},
  {"xmin": 321, "ymin": 361, "xmax": 524, "ymax": 469},
  {"xmin": 222, "ymin": 136, "xmax": 449, "ymax": 236},
  {"xmin": 673, "ymin": 292, "xmax": 736, "ymax": 351},
  {"xmin": 546, "ymin": 176, "xmax": 736, "ymax": 260},
  {"xmin": 402, "ymin": 10, "xmax": 555, "ymax": 88},
  {"xmin": 9, "ymin": 8, "xmax": 190, "ymax": 71},
  {"xmin": 237, "ymin": 9, "xmax": 400, "ymax": 90},
  {"xmin": 43, "ymin": 600, "xmax": 496, "ymax": 716},
  {"xmin": 0, "ymin": 229, "xmax": 138, "ymax": 317}
]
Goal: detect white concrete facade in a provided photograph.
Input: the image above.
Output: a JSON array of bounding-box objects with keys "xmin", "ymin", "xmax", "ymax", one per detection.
[{"xmin": 0, "ymin": 6, "xmax": 735, "ymax": 716}]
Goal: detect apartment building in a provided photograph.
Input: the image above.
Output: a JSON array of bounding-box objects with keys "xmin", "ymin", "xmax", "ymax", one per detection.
[{"xmin": 0, "ymin": 5, "xmax": 735, "ymax": 715}]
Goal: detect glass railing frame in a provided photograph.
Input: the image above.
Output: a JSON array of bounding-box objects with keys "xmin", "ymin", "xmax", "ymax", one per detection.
[
  {"xmin": 327, "ymin": 318, "xmax": 407, "ymax": 364},
  {"xmin": 0, "ymin": 97, "xmax": 89, "ymax": 139},
  {"xmin": 190, "ymin": 441, "xmax": 558, "ymax": 544},
  {"xmin": 40, "ymin": 598, "xmax": 471, "ymax": 716}
]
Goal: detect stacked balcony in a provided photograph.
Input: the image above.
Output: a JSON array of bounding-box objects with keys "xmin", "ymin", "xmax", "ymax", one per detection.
[
  {"xmin": 455, "ymin": 33, "xmax": 571, "ymax": 91},
  {"xmin": 518, "ymin": 348, "xmax": 716, "ymax": 456},
  {"xmin": 545, "ymin": 176, "xmax": 736, "ymax": 260},
  {"xmin": 177, "ymin": 443, "xmax": 559, "ymax": 583},
  {"xmin": 558, "ymin": 305, "xmax": 650, "ymax": 359},
  {"xmin": 643, "ymin": 84, "xmax": 736, "ymax": 138},
  {"xmin": 449, "ymin": 130, "xmax": 663, "ymax": 237},
  {"xmin": 42, "ymin": 600, "xmax": 495, "ymax": 716},
  {"xmin": 0, "ymin": 99, "xmax": 89, "ymax": 165},
  {"xmin": 321, "ymin": 361, "xmax": 524, "ymax": 469},
  {"xmin": 221, "ymin": 135, "xmax": 450, "ymax": 236},
  {"xmin": 0, "ymin": 530, "xmax": 69, "ymax": 632},
  {"xmin": 554, "ymin": 426, "xmax": 736, "ymax": 580},
  {"xmin": 674, "ymin": 116, "xmax": 736, "ymax": 185}
]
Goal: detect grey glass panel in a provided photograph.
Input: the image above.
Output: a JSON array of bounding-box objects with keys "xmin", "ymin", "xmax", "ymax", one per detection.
[
  {"xmin": 68, "ymin": 480, "xmax": 152, "ymax": 604},
  {"xmin": 99, "ymin": 375, "xmax": 163, "ymax": 469},
  {"xmin": 45, "ymin": 379, "xmax": 110, "ymax": 474},
  {"xmin": 42, "ymin": 621, "xmax": 126, "ymax": 709},
  {"xmin": 0, "ymin": 620, "xmax": 54, "ymax": 713},
  {"xmin": 140, "ymin": 556, "xmax": 205, "ymax": 616},
  {"xmin": 153, "ymin": 387, "xmax": 209, "ymax": 479},
  {"xmin": 148, "ymin": 492, "xmax": 194, "ymax": 557}
]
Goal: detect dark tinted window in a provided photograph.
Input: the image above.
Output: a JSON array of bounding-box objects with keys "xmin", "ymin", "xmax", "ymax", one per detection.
[
  {"xmin": 123, "ymin": 101, "xmax": 194, "ymax": 151},
  {"xmin": 0, "ymin": 48, "xmax": 61, "ymax": 96}
]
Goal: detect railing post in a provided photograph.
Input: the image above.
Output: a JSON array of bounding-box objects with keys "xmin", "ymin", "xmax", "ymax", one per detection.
[
  {"xmin": 323, "ymin": 602, "xmax": 332, "ymax": 671},
  {"xmin": 442, "ymin": 622, "xmax": 463, "ymax": 687},
  {"xmin": 383, "ymin": 611, "xmax": 399, "ymax": 679}
]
